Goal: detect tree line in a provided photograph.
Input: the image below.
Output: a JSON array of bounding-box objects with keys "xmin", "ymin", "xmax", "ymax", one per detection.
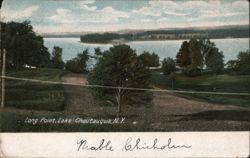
[
  {"xmin": 0, "ymin": 21, "xmax": 87, "ymax": 71},
  {"xmin": 1, "ymin": 21, "xmax": 50, "ymax": 69},
  {"xmin": 80, "ymin": 25, "xmax": 249, "ymax": 43},
  {"xmin": 0, "ymin": 21, "xmax": 66, "ymax": 70},
  {"xmin": 162, "ymin": 38, "xmax": 249, "ymax": 76}
]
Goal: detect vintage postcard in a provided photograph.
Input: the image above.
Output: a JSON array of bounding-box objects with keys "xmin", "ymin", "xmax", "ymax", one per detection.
[{"xmin": 0, "ymin": 0, "xmax": 249, "ymax": 157}]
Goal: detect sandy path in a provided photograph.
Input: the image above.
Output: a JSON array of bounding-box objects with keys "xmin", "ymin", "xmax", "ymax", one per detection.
[
  {"xmin": 63, "ymin": 73, "xmax": 246, "ymax": 114},
  {"xmin": 62, "ymin": 74, "xmax": 250, "ymax": 130},
  {"xmin": 152, "ymin": 92, "xmax": 247, "ymax": 115},
  {"xmin": 62, "ymin": 73, "xmax": 114, "ymax": 116},
  {"xmin": 62, "ymin": 74, "xmax": 94, "ymax": 113}
]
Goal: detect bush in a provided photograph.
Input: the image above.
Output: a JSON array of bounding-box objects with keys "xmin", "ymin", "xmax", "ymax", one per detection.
[
  {"xmin": 138, "ymin": 51, "xmax": 160, "ymax": 67},
  {"xmin": 162, "ymin": 57, "xmax": 175, "ymax": 75},
  {"xmin": 183, "ymin": 65, "xmax": 201, "ymax": 77},
  {"xmin": 65, "ymin": 59, "xmax": 82, "ymax": 73},
  {"xmin": 235, "ymin": 50, "xmax": 250, "ymax": 75},
  {"xmin": 65, "ymin": 49, "xmax": 89, "ymax": 73}
]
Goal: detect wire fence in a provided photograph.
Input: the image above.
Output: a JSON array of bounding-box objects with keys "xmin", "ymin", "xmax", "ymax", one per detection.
[{"xmin": 1, "ymin": 75, "xmax": 250, "ymax": 96}]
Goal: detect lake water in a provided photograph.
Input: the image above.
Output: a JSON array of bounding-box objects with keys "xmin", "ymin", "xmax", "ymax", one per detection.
[{"xmin": 44, "ymin": 38, "xmax": 249, "ymax": 63}]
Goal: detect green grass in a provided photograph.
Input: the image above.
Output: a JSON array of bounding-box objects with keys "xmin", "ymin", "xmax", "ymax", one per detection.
[
  {"xmin": 151, "ymin": 70, "xmax": 250, "ymax": 107},
  {"xmin": 5, "ymin": 68, "xmax": 66, "ymax": 111},
  {"xmin": 1, "ymin": 68, "xmax": 137, "ymax": 132}
]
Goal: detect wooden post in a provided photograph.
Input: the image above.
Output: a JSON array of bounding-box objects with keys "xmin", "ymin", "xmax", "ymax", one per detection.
[
  {"xmin": 0, "ymin": 0, "xmax": 3, "ymax": 108},
  {"xmin": 0, "ymin": 47, "xmax": 1, "ymax": 108},
  {"xmin": 116, "ymin": 87, "xmax": 121, "ymax": 118},
  {"xmin": 0, "ymin": 48, "xmax": 1, "ymax": 98},
  {"xmin": 1, "ymin": 49, "xmax": 5, "ymax": 108}
]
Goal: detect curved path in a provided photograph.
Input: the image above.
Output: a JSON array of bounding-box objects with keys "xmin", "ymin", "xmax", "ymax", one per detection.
[{"xmin": 62, "ymin": 73, "xmax": 250, "ymax": 130}]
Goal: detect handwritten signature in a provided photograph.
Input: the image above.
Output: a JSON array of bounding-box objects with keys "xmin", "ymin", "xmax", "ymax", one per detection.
[{"xmin": 77, "ymin": 137, "xmax": 191, "ymax": 152}]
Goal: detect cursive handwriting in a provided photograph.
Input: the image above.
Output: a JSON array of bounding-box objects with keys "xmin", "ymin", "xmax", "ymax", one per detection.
[
  {"xmin": 122, "ymin": 137, "xmax": 192, "ymax": 151},
  {"xmin": 77, "ymin": 139, "xmax": 114, "ymax": 151},
  {"xmin": 77, "ymin": 137, "xmax": 191, "ymax": 152}
]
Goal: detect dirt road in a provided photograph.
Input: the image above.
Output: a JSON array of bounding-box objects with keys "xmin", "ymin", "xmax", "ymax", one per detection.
[
  {"xmin": 62, "ymin": 73, "xmax": 250, "ymax": 131},
  {"xmin": 62, "ymin": 74, "xmax": 115, "ymax": 116}
]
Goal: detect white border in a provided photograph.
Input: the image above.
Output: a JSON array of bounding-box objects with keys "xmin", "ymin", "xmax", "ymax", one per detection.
[{"xmin": 0, "ymin": 132, "xmax": 249, "ymax": 158}]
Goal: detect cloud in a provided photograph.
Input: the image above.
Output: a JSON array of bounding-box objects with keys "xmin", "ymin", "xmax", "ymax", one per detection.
[
  {"xmin": 49, "ymin": 4, "xmax": 129, "ymax": 24},
  {"xmin": 48, "ymin": 8, "xmax": 76, "ymax": 23},
  {"xmin": 157, "ymin": 17, "xmax": 169, "ymax": 23},
  {"xmin": 80, "ymin": 1, "xmax": 96, "ymax": 5},
  {"xmin": 101, "ymin": 7, "xmax": 129, "ymax": 19},
  {"xmin": 133, "ymin": 0, "xmax": 249, "ymax": 20},
  {"xmin": 2, "ymin": 5, "xmax": 40, "ymax": 21},
  {"xmin": 79, "ymin": 1, "xmax": 97, "ymax": 11},
  {"xmin": 12, "ymin": 0, "xmax": 247, "ymax": 34},
  {"xmin": 132, "ymin": 1, "xmax": 180, "ymax": 17},
  {"xmin": 36, "ymin": 18, "xmax": 249, "ymax": 34}
]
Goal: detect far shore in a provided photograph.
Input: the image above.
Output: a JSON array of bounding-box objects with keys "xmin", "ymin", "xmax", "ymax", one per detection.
[{"xmin": 43, "ymin": 36, "xmax": 249, "ymax": 45}]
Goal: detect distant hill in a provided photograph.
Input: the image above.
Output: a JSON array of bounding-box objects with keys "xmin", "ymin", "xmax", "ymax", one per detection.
[
  {"xmin": 41, "ymin": 25, "xmax": 249, "ymax": 41},
  {"xmin": 40, "ymin": 33, "xmax": 81, "ymax": 38},
  {"xmin": 80, "ymin": 25, "xmax": 249, "ymax": 43}
]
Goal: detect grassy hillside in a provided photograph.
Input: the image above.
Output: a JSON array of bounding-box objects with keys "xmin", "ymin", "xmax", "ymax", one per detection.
[
  {"xmin": 5, "ymin": 68, "xmax": 66, "ymax": 111},
  {"xmin": 151, "ymin": 70, "xmax": 250, "ymax": 107}
]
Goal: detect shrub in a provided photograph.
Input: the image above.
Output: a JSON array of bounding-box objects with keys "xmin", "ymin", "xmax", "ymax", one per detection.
[
  {"xmin": 65, "ymin": 49, "xmax": 89, "ymax": 73},
  {"xmin": 235, "ymin": 50, "xmax": 250, "ymax": 75},
  {"xmin": 183, "ymin": 65, "xmax": 201, "ymax": 77},
  {"xmin": 138, "ymin": 51, "xmax": 160, "ymax": 67},
  {"xmin": 162, "ymin": 57, "xmax": 176, "ymax": 75}
]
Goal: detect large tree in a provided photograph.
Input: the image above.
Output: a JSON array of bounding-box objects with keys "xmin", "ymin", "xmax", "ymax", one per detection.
[
  {"xmin": 199, "ymin": 38, "xmax": 216, "ymax": 67},
  {"xmin": 234, "ymin": 50, "xmax": 250, "ymax": 75},
  {"xmin": 51, "ymin": 46, "xmax": 64, "ymax": 69},
  {"xmin": 176, "ymin": 38, "xmax": 224, "ymax": 74},
  {"xmin": 1, "ymin": 21, "xmax": 50, "ymax": 69},
  {"xmin": 176, "ymin": 41, "xmax": 191, "ymax": 67},
  {"xmin": 205, "ymin": 47, "xmax": 224, "ymax": 74},
  {"xmin": 88, "ymin": 45, "xmax": 152, "ymax": 117}
]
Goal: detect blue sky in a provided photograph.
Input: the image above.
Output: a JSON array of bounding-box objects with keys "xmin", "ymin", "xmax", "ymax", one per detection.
[{"xmin": 2, "ymin": 0, "xmax": 249, "ymax": 34}]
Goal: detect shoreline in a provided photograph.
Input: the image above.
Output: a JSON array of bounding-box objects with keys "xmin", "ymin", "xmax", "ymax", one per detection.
[{"xmin": 43, "ymin": 37, "xmax": 249, "ymax": 44}]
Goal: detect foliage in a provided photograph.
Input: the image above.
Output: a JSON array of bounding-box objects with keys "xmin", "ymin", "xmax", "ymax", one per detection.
[
  {"xmin": 205, "ymin": 48, "xmax": 224, "ymax": 74},
  {"xmin": 94, "ymin": 47, "xmax": 102, "ymax": 56},
  {"xmin": 1, "ymin": 21, "xmax": 50, "ymax": 69},
  {"xmin": 65, "ymin": 49, "xmax": 89, "ymax": 73},
  {"xmin": 189, "ymin": 38, "xmax": 203, "ymax": 68},
  {"xmin": 51, "ymin": 46, "xmax": 65, "ymax": 69},
  {"xmin": 176, "ymin": 38, "xmax": 224, "ymax": 75},
  {"xmin": 234, "ymin": 50, "xmax": 250, "ymax": 75},
  {"xmin": 176, "ymin": 41, "xmax": 191, "ymax": 67},
  {"xmin": 226, "ymin": 60, "xmax": 237, "ymax": 70},
  {"xmin": 80, "ymin": 26, "xmax": 249, "ymax": 43},
  {"xmin": 88, "ymin": 45, "xmax": 153, "ymax": 112},
  {"xmin": 81, "ymin": 33, "xmax": 133, "ymax": 43},
  {"xmin": 138, "ymin": 51, "xmax": 160, "ymax": 67},
  {"xmin": 183, "ymin": 65, "xmax": 201, "ymax": 77},
  {"xmin": 162, "ymin": 57, "xmax": 176, "ymax": 75}
]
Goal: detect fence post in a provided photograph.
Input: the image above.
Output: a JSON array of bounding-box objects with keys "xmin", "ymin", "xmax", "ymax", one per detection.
[
  {"xmin": 1, "ymin": 49, "xmax": 5, "ymax": 108},
  {"xmin": 0, "ymin": 1, "xmax": 2, "ymax": 108}
]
